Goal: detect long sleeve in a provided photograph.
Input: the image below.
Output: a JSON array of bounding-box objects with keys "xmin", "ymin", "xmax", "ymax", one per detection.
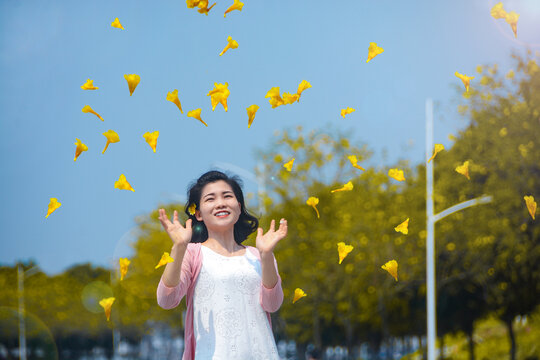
[
  {"xmin": 259, "ymin": 253, "xmax": 284, "ymax": 313},
  {"xmin": 156, "ymin": 246, "xmax": 194, "ymax": 309}
]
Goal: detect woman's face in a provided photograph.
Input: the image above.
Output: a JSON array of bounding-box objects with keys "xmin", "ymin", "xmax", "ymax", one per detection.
[{"xmin": 195, "ymin": 180, "xmax": 241, "ymax": 231}]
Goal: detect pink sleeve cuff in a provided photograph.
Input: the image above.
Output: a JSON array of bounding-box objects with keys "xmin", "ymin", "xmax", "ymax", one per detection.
[{"xmin": 157, "ymin": 277, "xmax": 182, "ymax": 309}]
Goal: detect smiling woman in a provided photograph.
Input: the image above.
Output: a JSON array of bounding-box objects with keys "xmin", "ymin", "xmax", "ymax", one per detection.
[{"xmin": 156, "ymin": 170, "xmax": 288, "ymax": 360}]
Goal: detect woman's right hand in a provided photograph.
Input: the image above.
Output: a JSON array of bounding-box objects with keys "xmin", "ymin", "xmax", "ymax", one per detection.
[{"xmin": 158, "ymin": 209, "xmax": 192, "ymax": 246}]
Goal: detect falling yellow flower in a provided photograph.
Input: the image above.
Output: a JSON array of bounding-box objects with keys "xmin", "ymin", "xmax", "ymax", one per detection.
[
  {"xmin": 282, "ymin": 92, "xmax": 300, "ymax": 104},
  {"xmin": 115, "ymin": 174, "xmax": 135, "ymax": 192},
  {"xmin": 337, "ymin": 242, "xmax": 354, "ymax": 264},
  {"xmin": 74, "ymin": 138, "xmax": 88, "ymax": 162},
  {"xmin": 188, "ymin": 203, "xmax": 197, "ymax": 215},
  {"xmin": 347, "ymin": 155, "xmax": 365, "ymax": 171},
  {"xmin": 283, "ymin": 158, "xmax": 295, "ymax": 172},
  {"xmin": 187, "ymin": 108, "xmax": 208, "ymax": 127},
  {"xmin": 186, "ymin": 0, "xmax": 201, "ymax": 8},
  {"xmin": 340, "ymin": 107, "xmax": 355, "ymax": 118},
  {"xmin": 455, "ymin": 161, "xmax": 470, "ymax": 180},
  {"xmin": 119, "ymin": 258, "xmax": 130, "ymax": 281},
  {"xmin": 247, "ymin": 104, "xmax": 259, "ymax": 128},
  {"xmin": 99, "ymin": 297, "xmax": 115, "ymax": 321},
  {"xmin": 81, "ymin": 79, "xmax": 98, "ymax": 90},
  {"xmin": 207, "ymin": 82, "xmax": 230, "ymax": 112},
  {"xmin": 102, "ymin": 130, "xmax": 120, "ymax": 154},
  {"xmin": 166, "ymin": 89, "xmax": 183, "ymax": 114},
  {"xmin": 428, "ymin": 144, "xmax": 445, "ymax": 163},
  {"xmin": 382, "ymin": 260, "xmax": 398, "ymax": 281},
  {"xmin": 490, "ymin": 2, "xmax": 507, "ymax": 19},
  {"xmin": 82, "ymin": 105, "xmax": 104, "ymax": 121},
  {"xmin": 124, "ymin": 74, "xmax": 140, "ymax": 96},
  {"xmin": 293, "ymin": 288, "xmax": 306, "ymax": 304},
  {"xmin": 265, "ymin": 87, "xmax": 284, "ymax": 108},
  {"xmin": 224, "ymin": 0, "xmax": 244, "ymax": 17},
  {"xmin": 219, "ymin": 36, "xmax": 239, "ymax": 56},
  {"xmin": 505, "ymin": 11, "xmax": 519, "ymax": 38},
  {"xmin": 197, "ymin": 0, "xmax": 216, "ymax": 15},
  {"xmin": 45, "ymin": 198, "xmax": 61, "ymax": 218},
  {"xmin": 366, "ymin": 42, "xmax": 384, "ymax": 63},
  {"xmin": 143, "ymin": 131, "xmax": 159, "ymax": 153},
  {"xmin": 455, "ymin": 72, "xmax": 474, "ymax": 92},
  {"xmin": 111, "ymin": 17, "xmax": 124, "ymax": 29},
  {"xmin": 155, "ymin": 252, "xmax": 174, "ymax": 269},
  {"xmin": 296, "ymin": 80, "xmax": 312, "ymax": 101},
  {"xmin": 388, "ymin": 169, "xmax": 405, "ymax": 182},
  {"xmin": 394, "ymin": 218, "xmax": 409, "ymax": 235},
  {"xmin": 306, "ymin": 197, "xmax": 320, "ymax": 219},
  {"xmin": 331, "ymin": 181, "xmax": 353, "ymax": 193},
  {"xmin": 524, "ymin": 195, "xmax": 536, "ymax": 220}
]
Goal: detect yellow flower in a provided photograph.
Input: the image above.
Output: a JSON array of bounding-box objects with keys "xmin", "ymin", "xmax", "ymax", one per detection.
[
  {"xmin": 81, "ymin": 79, "xmax": 98, "ymax": 90},
  {"xmin": 381, "ymin": 260, "xmax": 398, "ymax": 281},
  {"xmin": 124, "ymin": 74, "xmax": 140, "ymax": 96},
  {"xmin": 296, "ymin": 80, "xmax": 312, "ymax": 101},
  {"xmin": 490, "ymin": 2, "xmax": 507, "ymax": 19},
  {"xmin": 292, "ymin": 288, "xmax": 306, "ymax": 304},
  {"xmin": 46, "ymin": 198, "xmax": 61, "ymax": 218},
  {"xmin": 366, "ymin": 42, "xmax": 384, "ymax": 63},
  {"xmin": 187, "ymin": 108, "xmax": 208, "ymax": 127},
  {"xmin": 265, "ymin": 87, "xmax": 284, "ymax": 108},
  {"xmin": 283, "ymin": 158, "xmax": 295, "ymax": 172},
  {"xmin": 188, "ymin": 203, "xmax": 197, "ymax": 215},
  {"xmin": 207, "ymin": 82, "xmax": 230, "ymax": 112},
  {"xmin": 331, "ymin": 181, "xmax": 353, "ymax": 193},
  {"xmin": 102, "ymin": 130, "xmax": 120, "ymax": 154},
  {"xmin": 306, "ymin": 197, "xmax": 320, "ymax": 219},
  {"xmin": 224, "ymin": 0, "xmax": 244, "ymax": 17},
  {"xmin": 428, "ymin": 144, "xmax": 444, "ymax": 163},
  {"xmin": 197, "ymin": 0, "xmax": 216, "ymax": 15},
  {"xmin": 282, "ymin": 92, "xmax": 300, "ymax": 104},
  {"xmin": 82, "ymin": 105, "xmax": 104, "ymax": 121},
  {"xmin": 115, "ymin": 174, "xmax": 135, "ymax": 192},
  {"xmin": 99, "ymin": 297, "xmax": 115, "ymax": 321},
  {"xmin": 394, "ymin": 218, "xmax": 409, "ymax": 235},
  {"xmin": 524, "ymin": 195, "xmax": 536, "ymax": 220},
  {"xmin": 247, "ymin": 104, "xmax": 259, "ymax": 128},
  {"xmin": 111, "ymin": 17, "xmax": 124, "ymax": 29},
  {"xmin": 74, "ymin": 138, "xmax": 88, "ymax": 162},
  {"xmin": 455, "ymin": 160, "xmax": 470, "ymax": 180},
  {"xmin": 219, "ymin": 36, "xmax": 239, "ymax": 56},
  {"xmin": 143, "ymin": 131, "xmax": 159, "ymax": 153},
  {"xmin": 186, "ymin": 0, "xmax": 201, "ymax": 9},
  {"xmin": 119, "ymin": 258, "xmax": 130, "ymax": 281},
  {"xmin": 455, "ymin": 72, "xmax": 474, "ymax": 92},
  {"xmin": 166, "ymin": 89, "xmax": 183, "ymax": 114},
  {"xmin": 505, "ymin": 11, "xmax": 519, "ymax": 38},
  {"xmin": 388, "ymin": 168, "xmax": 405, "ymax": 181},
  {"xmin": 155, "ymin": 252, "xmax": 174, "ymax": 269},
  {"xmin": 340, "ymin": 107, "xmax": 355, "ymax": 118},
  {"xmin": 337, "ymin": 242, "xmax": 354, "ymax": 264},
  {"xmin": 347, "ymin": 155, "xmax": 365, "ymax": 171}
]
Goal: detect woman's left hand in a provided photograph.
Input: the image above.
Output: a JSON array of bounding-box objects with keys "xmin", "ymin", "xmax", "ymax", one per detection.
[{"xmin": 256, "ymin": 218, "xmax": 287, "ymax": 255}]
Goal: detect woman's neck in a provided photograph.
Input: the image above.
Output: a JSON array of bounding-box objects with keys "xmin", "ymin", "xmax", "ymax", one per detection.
[{"xmin": 204, "ymin": 229, "xmax": 243, "ymax": 253}]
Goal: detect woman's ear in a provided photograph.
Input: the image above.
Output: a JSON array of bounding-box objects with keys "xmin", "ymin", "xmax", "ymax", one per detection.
[{"xmin": 195, "ymin": 210, "xmax": 202, "ymax": 221}]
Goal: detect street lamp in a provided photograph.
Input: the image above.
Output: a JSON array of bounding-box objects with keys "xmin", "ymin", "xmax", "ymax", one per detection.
[
  {"xmin": 17, "ymin": 263, "xmax": 39, "ymax": 360},
  {"xmin": 425, "ymin": 98, "xmax": 492, "ymax": 360}
]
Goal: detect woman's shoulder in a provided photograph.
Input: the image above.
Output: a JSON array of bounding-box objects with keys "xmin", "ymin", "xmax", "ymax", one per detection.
[
  {"xmin": 185, "ymin": 242, "xmax": 202, "ymax": 258},
  {"xmin": 246, "ymin": 246, "xmax": 261, "ymax": 259}
]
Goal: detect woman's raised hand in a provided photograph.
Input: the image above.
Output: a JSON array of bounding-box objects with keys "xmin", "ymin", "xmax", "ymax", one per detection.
[
  {"xmin": 158, "ymin": 209, "xmax": 192, "ymax": 246},
  {"xmin": 256, "ymin": 218, "xmax": 287, "ymax": 255}
]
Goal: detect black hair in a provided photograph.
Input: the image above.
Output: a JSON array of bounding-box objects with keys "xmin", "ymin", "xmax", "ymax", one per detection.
[{"xmin": 184, "ymin": 170, "xmax": 259, "ymax": 244}]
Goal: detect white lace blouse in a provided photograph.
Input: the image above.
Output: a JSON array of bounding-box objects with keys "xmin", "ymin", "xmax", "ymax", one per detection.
[{"xmin": 193, "ymin": 245, "xmax": 280, "ymax": 360}]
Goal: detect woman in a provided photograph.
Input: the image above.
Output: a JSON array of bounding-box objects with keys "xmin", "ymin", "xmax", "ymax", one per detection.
[{"xmin": 156, "ymin": 170, "xmax": 287, "ymax": 360}]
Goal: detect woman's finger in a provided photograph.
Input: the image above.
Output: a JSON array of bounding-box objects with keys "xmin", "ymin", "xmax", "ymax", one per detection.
[
  {"xmin": 173, "ymin": 210, "xmax": 180, "ymax": 224},
  {"xmin": 269, "ymin": 219, "xmax": 275, "ymax": 232}
]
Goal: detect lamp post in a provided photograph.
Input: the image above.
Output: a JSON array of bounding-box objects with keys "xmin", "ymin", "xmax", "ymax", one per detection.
[
  {"xmin": 17, "ymin": 264, "xmax": 39, "ymax": 360},
  {"xmin": 425, "ymin": 98, "xmax": 492, "ymax": 360}
]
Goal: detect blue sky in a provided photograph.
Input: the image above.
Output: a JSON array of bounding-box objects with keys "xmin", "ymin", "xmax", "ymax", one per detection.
[{"xmin": 1, "ymin": 0, "xmax": 539, "ymax": 275}]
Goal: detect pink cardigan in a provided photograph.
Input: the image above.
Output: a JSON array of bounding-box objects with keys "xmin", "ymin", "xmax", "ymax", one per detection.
[{"xmin": 156, "ymin": 243, "xmax": 284, "ymax": 360}]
